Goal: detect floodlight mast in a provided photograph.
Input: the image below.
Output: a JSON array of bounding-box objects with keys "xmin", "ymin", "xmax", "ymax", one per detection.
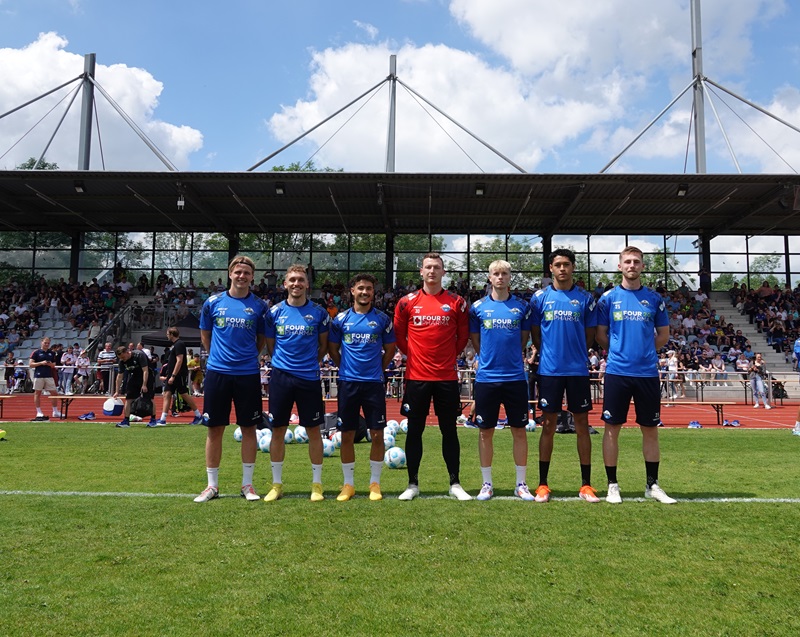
[
  {"xmin": 77, "ymin": 53, "xmax": 96, "ymax": 170},
  {"xmin": 386, "ymin": 55, "xmax": 397, "ymax": 172},
  {"xmin": 691, "ymin": 0, "xmax": 707, "ymax": 174}
]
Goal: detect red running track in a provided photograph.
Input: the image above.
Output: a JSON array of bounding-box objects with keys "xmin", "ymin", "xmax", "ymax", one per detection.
[{"xmin": 0, "ymin": 394, "xmax": 796, "ymax": 430}]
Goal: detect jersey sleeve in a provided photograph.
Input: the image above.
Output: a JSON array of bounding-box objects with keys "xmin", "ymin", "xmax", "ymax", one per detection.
[
  {"xmin": 455, "ymin": 296, "xmax": 469, "ymax": 354},
  {"xmin": 584, "ymin": 293, "xmax": 598, "ymax": 328},
  {"xmin": 520, "ymin": 300, "xmax": 534, "ymax": 331},
  {"xmin": 381, "ymin": 312, "xmax": 396, "ymax": 345},
  {"xmin": 529, "ymin": 293, "xmax": 542, "ymax": 327},
  {"xmin": 328, "ymin": 312, "xmax": 344, "ymax": 345},
  {"xmin": 468, "ymin": 303, "xmax": 481, "ymax": 334},
  {"xmin": 595, "ymin": 292, "xmax": 611, "ymax": 327},
  {"xmin": 654, "ymin": 295, "xmax": 669, "ymax": 328},
  {"xmin": 393, "ymin": 296, "xmax": 409, "ymax": 354}
]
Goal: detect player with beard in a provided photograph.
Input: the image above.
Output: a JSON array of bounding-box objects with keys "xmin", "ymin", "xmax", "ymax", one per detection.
[
  {"xmin": 263, "ymin": 265, "xmax": 330, "ymax": 502},
  {"xmin": 394, "ymin": 253, "xmax": 471, "ymax": 501},
  {"xmin": 328, "ymin": 273, "xmax": 396, "ymax": 501},
  {"xmin": 596, "ymin": 246, "xmax": 676, "ymax": 504},
  {"xmin": 530, "ymin": 248, "xmax": 599, "ymax": 503}
]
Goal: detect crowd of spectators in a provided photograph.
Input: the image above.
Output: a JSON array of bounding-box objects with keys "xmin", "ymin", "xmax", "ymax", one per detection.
[{"xmin": 9, "ymin": 261, "xmax": 797, "ymax": 403}]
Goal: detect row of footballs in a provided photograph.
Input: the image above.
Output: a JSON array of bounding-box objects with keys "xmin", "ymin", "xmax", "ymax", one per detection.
[{"xmin": 231, "ymin": 421, "xmax": 408, "ymax": 468}]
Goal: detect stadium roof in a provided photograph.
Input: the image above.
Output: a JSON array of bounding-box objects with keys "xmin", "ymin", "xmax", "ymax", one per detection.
[{"xmin": 1, "ymin": 170, "xmax": 799, "ymax": 238}]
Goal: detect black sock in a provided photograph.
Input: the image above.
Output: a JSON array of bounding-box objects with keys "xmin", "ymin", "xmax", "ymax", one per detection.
[
  {"xmin": 645, "ymin": 461, "xmax": 659, "ymax": 488},
  {"xmin": 538, "ymin": 460, "xmax": 550, "ymax": 485},
  {"xmin": 605, "ymin": 465, "xmax": 618, "ymax": 484},
  {"xmin": 580, "ymin": 464, "xmax": 591, "ymax": 486}
]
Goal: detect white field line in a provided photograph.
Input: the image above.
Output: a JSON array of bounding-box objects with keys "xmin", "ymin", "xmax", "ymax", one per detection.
[{"xmin": 0, "ymin": 490, "xmax": 799, "ymax": 503}]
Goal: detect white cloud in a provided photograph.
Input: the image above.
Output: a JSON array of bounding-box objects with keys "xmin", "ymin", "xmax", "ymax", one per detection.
[
  {"xmin": 264, "ymin": 1, "xmax": 796, "ymax": 174},
  {"xmin": 353, "ymin": 20, "xmax": 379, "ymax": 40},
  {"xmin": 0, "ymin": 32, "xmax": 202, "ymax": 170}
]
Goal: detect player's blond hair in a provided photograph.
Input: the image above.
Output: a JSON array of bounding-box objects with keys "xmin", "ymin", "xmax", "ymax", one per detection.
[{"xmin": 488, "ymin": 259, "xmax": 512, "ymax": 274}]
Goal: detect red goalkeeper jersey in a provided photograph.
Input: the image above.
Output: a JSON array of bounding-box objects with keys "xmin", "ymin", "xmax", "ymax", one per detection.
[{"xmin": 393, "ymin": 288, "xmax": 469, "ymax": 381}]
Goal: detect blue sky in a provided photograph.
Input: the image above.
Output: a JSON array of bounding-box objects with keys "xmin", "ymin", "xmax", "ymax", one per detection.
[{"xmin": 1, "ymin": 0, "xmax": 799, "ymax": 174}]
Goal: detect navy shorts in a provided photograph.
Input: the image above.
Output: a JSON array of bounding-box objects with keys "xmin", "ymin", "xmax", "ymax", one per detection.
[
  {"xmin": 402, "ymin": 380, "xmax": 460, "ymax": 421},
  {"xmin": 337, "ymin": 380, "xmax": 387, "ymax": 431},
  {"xmin": 474, "ymin": 381, "xmax": 529, "ymax": 429},
  {"xmin": 203, "ymin": 370, "xmax": 262, "ymax": 428},
  {"xmin": 601, "ymin": 373, "xmax": 661, "ymax": 427},
  {"xmin": 538, "ymin": 375, "xmax": 592, "ymax": 414},
  {"xmin": 268, "ymin": 367, "xmax": 324, "ymax": 428}
]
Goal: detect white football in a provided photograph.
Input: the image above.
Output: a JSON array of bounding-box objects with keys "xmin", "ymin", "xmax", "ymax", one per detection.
[{"xmin": 384, "ymin": 446, "xmax": 407, "ymax": 469}]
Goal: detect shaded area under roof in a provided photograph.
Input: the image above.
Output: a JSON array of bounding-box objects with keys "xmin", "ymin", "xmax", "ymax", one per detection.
[{"xmin": 1, "ymin": 170, "xmax": 799, "ymax": 237}]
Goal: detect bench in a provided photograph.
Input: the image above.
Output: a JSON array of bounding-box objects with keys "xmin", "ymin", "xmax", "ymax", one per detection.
[
  {"xmin": 53, "ymin": 395, "xmax": 106, "ymax": 420},
  {"xmin": 0, "ymin": 395, "xmax": 14, "ymax": 418},
  {"xmin": 661, "ymin": 400, "xmax": 736, "ymax": 426}
]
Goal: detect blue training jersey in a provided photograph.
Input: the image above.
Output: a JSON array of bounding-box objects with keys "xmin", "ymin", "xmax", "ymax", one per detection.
[
  {"xmin": 267, "ymin": 300, "xmax": 330, "ymax": 381},
  {"xmin": 596, "ymin": 285, "xmax": 669, "ymax": 378},
  {"xmin": 329, "ymin": 307, "xmax": 396, "ymax": 382},
  {"xmin": 199, "ymin": 292, "xmax": 269, "ymax": 375},
  {"xmin": 530, "ymin": 285, "xmax": 597, "ymax": 377},
  {"xmin": 469, "ymin": 294, "xmax": 532, "ymax": 383}
]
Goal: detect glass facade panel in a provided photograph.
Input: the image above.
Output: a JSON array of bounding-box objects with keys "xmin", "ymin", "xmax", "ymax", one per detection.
[
  {"xmin": 589, "ymin": 235, "xmax": 625, "ymax": 253},
  {"xmin": 470, "ymin": 234, "xmax": 505, "ymax": 252},
  {"xmin": 710, "ymin": 235, "xmax": 746, "ymax": 253},
  {"xmin": 1, "ymin": 251, "xmax": 33, "ymax": 268},
  {"xmin": 35, "ymin": 250, "xmax": 70, "ymax": 269},
  {"xmin": 553, "ymin": 234, "xmax": 587, "ymax": 251}
]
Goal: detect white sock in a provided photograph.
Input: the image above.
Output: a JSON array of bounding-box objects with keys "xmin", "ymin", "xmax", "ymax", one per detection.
[
  {"xmin": 794, "ymin": 421, "xmax": 800, "ymax": 429},
  {"xmin": 160, "ymin": 412, "xmax": 168, "ymax": 421},
  {"xmin": 341, "ymin": 462, "xmax": 355, "ymax": 486},
  {"xmin": 36, "ymin": 409, "xmax": 43, "ymax": 416},
  {"xmin": 480, "ymin": 466, "xmax": 493, "ymax": 484},
  {"xmin": 206, "ymin": 467, "xmax": 219, "ymax": 489},
  {"xmin": 369, "ymin": 460, "xmax": 383, "ymax": 484},
  {"xmin": 242, "ymin": 462, "xmax": 255, "ymax": 487},
  {"xmin": 312, "ymin": 463, "xmax": 323, "ymax": 484},
  {"xmin": 515, "ymin": 464, "xmax": 527, "ymax": 485},
  {"xmin": 271, "ymin": 461, "xmax": 284, "ymax": 484},
  {"xmin": 194, "ymin": 409, "xmax": 202, "ymax": 417}
]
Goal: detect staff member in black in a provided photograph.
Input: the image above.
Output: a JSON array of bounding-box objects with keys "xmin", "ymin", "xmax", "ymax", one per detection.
[{"xmin": 114, "ymin": 345, "xmax": 158, "ymax": 428}]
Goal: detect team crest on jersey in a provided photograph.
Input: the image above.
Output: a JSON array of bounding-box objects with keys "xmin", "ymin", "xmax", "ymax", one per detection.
[
  {"xmin": 540, "ymin": 398, "xmax": 549, "ymax": 408},
  {"xmin": 509, "ymin": 307, "xmax": 521, "ymax": 314},
  {"xmin": 304, "ymin": 314, "xmax": 314, "ymax": 323},
  {"xmin": 544, "ymin": 311, "xmax": 554, "ymax": 321},
  {"xmin": 215, "ymin": 317, "xmax": 226, "ymax": 328},
  {"xmin": 243, "ymin": 307, "xmax": 255, "ymax": 314},
  {"xmin": 441, "ymin": 304, "xmax": 451, "ymax": 312},
  {"xmin": 613, "ymin": 311, "xmax": 624, "ymax": 321},
  {"xmin": 368, "ymin": 321, "xmax": 377, "ymax": 328},
  {"xmin": 343, "ymin": 334, "xmax": 353, "ymax": 343},
  {"xmin": 570, "ymin": 299, "xmax": 580, "ymax": 306},
  {"xmin": 603, "ymin": 410, "xmax": 612, "ymax": 419},
  {"xmin": 640, "ymin": 299, "xmax": 650, "ymax": 307},
  {"xmin": 483, "ymin": 319, "xmax": 493, "ymax": 329}
]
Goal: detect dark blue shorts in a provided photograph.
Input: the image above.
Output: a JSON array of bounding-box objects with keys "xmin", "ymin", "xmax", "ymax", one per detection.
[
  {"xmin": 601, "ymin": 373, "xmax": 661, "ymax": 427},
  {"xmin": 268, "ymin": 367, "xmax": 324, "ymax": 428},
  {"xmin": 474, "ymin": 381, "xmax": 529, "ymax": 429},
  {"xmin": 203, "ymin": 370, "xmax": 262, "ymax": 428},
  {"xmin": 538, "ymin": 375, "xmax": 592, "ymax": 414},
  {"xmin": 337, "ymin": 380, "xmax": 387, "ymax": 431}
]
